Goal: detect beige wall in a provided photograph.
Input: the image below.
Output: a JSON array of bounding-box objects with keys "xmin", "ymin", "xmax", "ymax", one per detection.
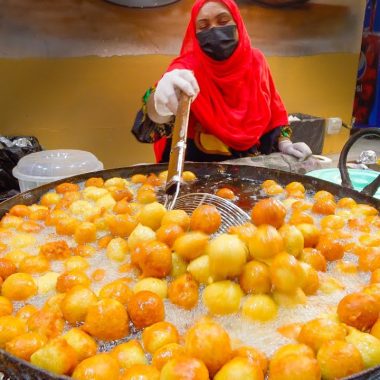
[{"xmin": 0, "ymin": 53, "xmax": 356, "ymax": 168}]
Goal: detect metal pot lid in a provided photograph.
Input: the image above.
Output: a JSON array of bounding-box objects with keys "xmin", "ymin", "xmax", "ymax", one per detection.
[{"xmin": 104, "ymin": 0, "xmax": 179, "ymax": 8}]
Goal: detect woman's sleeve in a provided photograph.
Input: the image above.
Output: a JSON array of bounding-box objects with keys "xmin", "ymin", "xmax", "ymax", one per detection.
[{"xmin": 131, "ymin": 86, "xmax": 174, "ymax": 143}]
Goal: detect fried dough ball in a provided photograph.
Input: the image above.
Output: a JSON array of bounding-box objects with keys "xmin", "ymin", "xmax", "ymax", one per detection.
[
  {"xmin": 242, "ymin": 294, "xmax": 278, "ymax": 322},
  {"xmin": 270, "ymin": 252, "xmax": 304, "ymax": 294},
  {"xmin": 0, "ymin": 316, "xmax": 28, "ymax": 347},
  {"xmin": 170, "ymin": 252, "xmax": 188, "ymax": 278},
  {"xmin": 207, "ymin": 234, "xmax": 247, "ymax": 280},
  {"xmin": 190, "ymin": 204, "xmax": 222, "ymax": 234},
  {"xmin": 56, "ymin": 270, "xmax": 91, "ymax": 293},
  {"xmin": 296, "ymin": 224, "xmax": 320, "ymax": 248},
  {"xmin": 85, "ymin": 177, "xmax": 104, "ymax": 188},
  {"xmin": 214, "ymin": 357, "xmax": 264, "ymax": 380},
  {"xmin": 185, "ymin": 319, "xmax": 232, "ymax": 376},
  {"xmin": 39, "ymin": 240, "xmax": 71, "ymax": 260},
  {"xmin": 121, "ymin": 364, "xmax": 160, "ymax": 380},
  {"xmin": 371, "ymin": 269, "xmax": 380, "ymax": 284},
  {"xmin": 371, "ymin": 318, "xmax": 380, "ymax": 339},
  {"xmin": 278, "ymin": 224, "xmax": 304, "ymax": 257},
  {"xmin": 2, "ymin": 273, "xmax": 37, "ymax": 300},
  {"xmin": 156, "ymin": 223, "xmax": 184, "ymax": 248},
  {"xmin": 320, "ymin": 215, "xmax": 345, "ymax": 230},
  {"xmin": 298, "ymin": 318, "xmax": 347, "ymax": 352},
  {"xmin": 173, "ymin": 231, "xmax": 209, "ymax": 261},
  {"xmin": 5, "ymin": 249, "xmax": 28, "ymax": 267},
  {"xmin": 142, "ymin": 321, "xmax": 179, "ymax": 354},
  {"xmin": 131, "ymin": 174, "xmax": 148, "ymax": 184},
  {"xmin": 35, "ymin": 271, "xmax": 60, "ymax": 295},
  {"xmin": 0, "ymin": 258, "xmax": 17, "ymax": 279},
  {"xmin": 239, "ymin": 260, "xmax": 271, "ymax": 294},
  {"xmin": 136, "ymin": 186, "xmax": 157, "ymax": 204},
  {"xmin": 109, "ymin": 187, "xmax": 133, "ymax": 202},
  {"xmin": 111, "ymin": 340, "xmax": 148, "ymax": 369},
  {"xmin": 286, "ymin": 182, "xmax": 306, "ymax": 194},
  {"xmin": 10, "ymin": 233, "xmax": 36, "ymax": 249},
  {"xmin": 337, "ymin": 292, "xmax": 379, "ymax": 331},
  {"xmin": 5, "ymin": 331, "xmax": 47, "ymax": 361},
  {"xmin": 96, "ymin": 192, "xmax": 118, "ymax": 211},
  {"xmin": 160, "ymin": 357, "xmax": 209, "ymax": 380},
  {"xmin": 248, "ymin": 225, "xmax": 283, "ymax": 260},
  {"xmin": 113, "ymin": 198, "xmax": 132, "ymax": 214},
  {"xmin": 272, "ymin": 288, "xmax": 307, "ymax": 307},
  {"xmin": 19, "ymin": 220, "xmax": 43, "ymax": 233},
  {"xmin": 358, "ymin": 247, "xmax": 380, "ymax": 271},
  {"xmin": 16, "ymin": 305, "xmax": 38, "ymax": 321},
  {"xmin": 228, "ymin": 222, "xmax": 257, "ymax": 246},
  {"xmin": 128, "ymin": 224, "xmax": 156, "ymax": 252},
  {"xmin": 9, "ymin": 204, "xmax": 30, "ymax": 217},
  {"xmin": 312, "ymin": 199, "xmax": 336, "ymax": 215},
  {"xmin": 316, "ymin": 235, "xmax": 344, "ymax": 261},
  {"xmin": 299, "ymin": 248, "xmax": 327, "ymax": 272},
  {"xmin": 232, "ymin": 346, "xmax": 268, "ymax": 373},
  {"xmin": 40, "ymin": 192, "xmax": 61, "ymax": 207},
  {"xmin": 203, "ymin": 281, "xmax": 243, "ymax": 315},
  {"xmin": 99, "ymin": 278, "xmax": 133, "ymax": 305},
  {"xmin": 83, "ymin": 298, "xmax": 129, "ymax": 340},
  {"xmin": 187, "ymin": 255, "xmax": 210, "ymax": 284},
  {"xmin": 61, "ymin": 285, "xmax": 98, "ymax": 324},
  {"xmin": 0, "ymin": 296, "xmax": 12, "ymax": 317},
  {"xmin": 352, "ymin": 204, "xmax": 378, "ymax": 217},
  {"xmin": 162, "ymin": 209, "xmax": 190, "ymax": 230},
  {"xmin": 265, "ymin": 183, "xmax": 284, "ymax": 195},
  {"xmin": 72, "ymin": 353, "xmax": 120, "ymax": 380},
  {"xmin": 268, "ymin": 353, "xmax": 320, "ymax": 380},
  {"xmin": 272, "ymin": 343, "xmax": 314, "ymax": 362},
  {"xmin": 262, "ymin": 179, "xmax": 277, "ymax": 189},
  {"xmin": 140, "ymin": 241, "xmax": 172, "ymax": 278},
  {"xmin": 64, "ymin": 256, "xmax": 89, "ymax": 272},
  {"xmin": 19, "ymin": 255, "xmax": 50, "ymax": 274},
  {"xmin": 56, "ymin": 182, "xmax": 80, "ymax": 194},
  {"xmin": 29, "ymin": 206, "xmax": 49, "ymax": 221},
  {"xmin": 168, "ymin": 273, "xmax": 199, "ymax": 310},
  {"xmin": 152, "ymin": 343, "xmax": 185, "ymax": 370},
  {"xmin": 134, "ymin": 278, "xmax": 167, "ymax": 299},
  {"xmin": 182, "ymin": 171, "xmax": 197, "ymax": 181},
  {"xmin": 74, "ymin": 222, "xmax": 97, "ymax": 244},
  {"xmin": 300, "ymin": 263, "xmax": 319, "ymax": 295},
  {"xmin": 251, "ymin": 198, "xmax": 286, "ymax": 229},
  {"xmin": 216, "ymin": 187, "xmax": 235, "ymax": 200},
  {"xmin": 106, "ymin": 213, "xmax": 138, "ymax": 237},
  {"xmin": 289, "ymin": 211, "xmax": 314, "ymax": 225},
  {"xmin": 139, "ymin": 202, "xmax": 167, "ymax": 231},
  {"xmin": 106, "ymin": 237, "xmax": 128, "ymax": 262},
  {"xmin": 28, "ymin": 308, "xmax": 64, "ymax": 339},
  {"xmin": 317, "ymin": 340, "xmax": 363, "ymax": 380},
  {"xmin": 337, "ymin": 197, "xmax": 356, "ymax": 208},
  {"xmin": 73, "ymin": 244, "xmax": 96, "ymax": 258},
  {"xmin": 62, "ymin": 328, "xmax": 97, "ymax": 362},
  {"xmin": 127, "ymin": 291, "xmax": 164, "ymax": 329}
]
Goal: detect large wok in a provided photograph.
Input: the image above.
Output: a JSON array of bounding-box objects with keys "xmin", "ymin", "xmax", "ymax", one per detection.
[{"xmin": 0, "ymin": 129, "xmax": 379, "ymax": 380}]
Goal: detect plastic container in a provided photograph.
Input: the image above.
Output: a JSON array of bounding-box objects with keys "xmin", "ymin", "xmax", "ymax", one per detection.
[
  {"xmin": 12, "ymin": 150, "xmax": 104, "ymax": 192},
  {"xmin": 306, "ymin": 168, "xmax": 380, "ymax": 199}
]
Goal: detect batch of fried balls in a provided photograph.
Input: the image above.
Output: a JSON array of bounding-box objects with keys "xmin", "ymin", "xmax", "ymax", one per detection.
[{"xmin": 0, "ymin": 170, "xmax": 379, "ymax": 380}]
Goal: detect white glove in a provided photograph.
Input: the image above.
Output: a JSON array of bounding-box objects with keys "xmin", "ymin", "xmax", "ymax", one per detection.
[
  {"xmin": 154, "ymin": 69, "xmax": 199, "ymax": 117},
  {"xmin": 278, "ymin": 139, "xmax": 312, "ymax": 161}
]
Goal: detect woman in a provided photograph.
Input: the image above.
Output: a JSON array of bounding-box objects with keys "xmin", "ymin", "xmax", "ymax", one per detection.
[{"xmin": 132, "ymin": 0, "xmax": 312, "ymax": 163}]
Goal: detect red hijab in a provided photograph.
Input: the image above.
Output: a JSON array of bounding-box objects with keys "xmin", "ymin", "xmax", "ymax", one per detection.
[{"xmin": 154, "ymin": 0, "xmax": 288, "ymax": 161}]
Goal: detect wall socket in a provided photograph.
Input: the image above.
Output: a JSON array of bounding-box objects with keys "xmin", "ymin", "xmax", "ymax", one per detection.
[{"xmin": 325, "ymin": 117, "xmax": 342, "ymax": 135}]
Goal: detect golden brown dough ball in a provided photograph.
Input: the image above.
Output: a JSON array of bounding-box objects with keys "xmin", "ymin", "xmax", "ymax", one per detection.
[
  {"xmin": 337, "ymin": 197, "xmax": 356, "ymax": 208},
  {"xmin": 99, "ymin": 278, "xmax": 133, "ymax": 305},
  {"xmin": 299, "ymin": 248, "xmax": 327, "ymax": 272},
  {"xmin": 251, "ymin": 198, "xmax": 286, "ymax": 229},
  {"xmin": 232, "ymin": 346, "xmax": 268, "ymax": 373},
  {"xmin": 187, "ymin": 255, "xmax": 210, "ymax": 284},
  {"xmin": 296, "ymin": 224, "xmax": 320, "ymax": 248},
  {"xmin": 134, "ymin": 277, "xmax": 168, "ymax": 299},
  {"xmin": 28, "ymin": 308, "xmax": 64, "ymax": 339},
  {"xmin": 106, "ymin": 213, "xmax": 138, "ymax": 237},
  {"xmin": 0, "ymin": 258, "xmax": 17, "ymax": 279},
  {"xmin": 214, "ymin": 357, "xmax": 264, "ymax": 380},
  {"xmin": 0, "ymin": 315, "xmax": 28, "ymax": 347},
  {"xmin": 136, "ymin": 186, "xmax": 157, "ymax": 204},
  {"xmin": 142, "ymin": 321, "xmax": 179, "ymax": 354},
  {"xmin": 242, "ymin": 294, "xmax": 278, "ymax": 322},
  {"xmin": 111, "ymin": 340, "xmax": 147, "ymax": 369},
  {"xmin": 0, "ymin": 296, "xmax": 12, "ymax": 317},
  {"xmin": 300, "ymin": 263, "xmax": 319, "ymax": 296},
  {"xmin": 239, "ymin": 261, "xmax": 271, "ymax": 294},
  {"xmin": 72, "ymin": 353, "xmax": 120, "ymax": 380},
  {"xmin": 5, "ymin": 331, "xmax": 47, "ymax": 361},
  {"xmin": 268, "ymin": 353, "xmax": 320, "ymax": 380},
  {"xmin": 216, "ymin": 187, "xmax": 235, "ymax": 200},
  {"xmin": 120, "ymin": 364, "xmax": 160, "ymax": 380},
  {"xmin": 156, "ymin": 223, "xmax": 184, "ymax": 248},
  {"xmin": 9, "ymin": 204, "xmax": 31, "ymax": 217},
  {"xmin": 317, "ymin": 340, "xmax": 363, "ymax": 380},
  {"xmin": 203, "ymin": 281, "xmax": 243, "ymax": 315},
  {"xmin": 298, "ymin": 318, "xmax": 347, "ymax": 352},
  {"xmin": 182, "ymin": 171, "xmax": 197, "ymax": 181},
  {"xmin": 337, "ymin": 292, "xmax": 379, "ymax": 331},
  {"xmin": 62, "ymin": 328, "xmax": 97, "ymax": 362},
  {"xmin": 168, "ymin": 273, "xmax": 199, "ymax": 310},
  {"xmin": 173, "ymin": 231, "xmax": 209, "ymax": 261},
  {"xmin": 140, "ymin": 240, "xmax": 172, "ymax": 278},
  {"xmin": 85, "ymin": 177, "xmax": 104, "ymax": 188},
  {"xmin": 161, "ymin": 209, "xmax": 190, "ymax": 230},
  {"xmin": 131, "ymin": 174, "xmax": 147, "ymax": 184},
  {"xmin": 289, "ymin": 211, "xmax": 314, "ymax": 225},
  {"xmin": 269, "ymin": 252, "xmax": 304, "ymax": 294},
  {"xmin": 160, "ymin": 356, "xmax": 209, "ymax": 380},
  {"xmin": 83, "ymin": 298, "xmax": 129, "ymax": 340},
  {"xmin": 61, "ymin": 285, "xmax": 98, "ymax": 324},
  {"xmin": 56, "ymin": 269, "xmax": 91, "ymax": 293},
  {"xmin": 185, "ymin": 319, "xmax": 232, "ymax": 376},
  {"xmin": 16, "ymin": 304, "xmax": 38, "ymax": 321},
  {"xmin": 190, "ymin": 204, "xmax": 222, "ymax": 234},
  {"xmin": 272, "ymin": 343, "xmax": 314, "ymax": 363},
  {"xmin": 151, "ymin": 343, "xmax": 185, "ymax": 371},
  {"xmin": 278, "ymin": 224, "xmax": 304, "ymax": 257},
  {"xmin": 127, "ymin": 291, "xmax": 165, "ymax": 329},
  {"xmin": 312, "ymin": 199, "xmax": 336, "ymax": 215},
  {"xmin": 320, "ymin": 215, "xmax": 345, "ymax": 230},
  {"xmin": 316, "ymin": 235, "xmax": 344, "ymax": 261},
  {"xmin": 286, "ymin": 182, "xmax": 306, "ymax": 194},
  {"xmin": 56, "ymin": 182, "xmax": 80, "ymax": 194},
  {"xmin": 31, "ymin": 338, "xmax": 78, "ymax": 375},
  {"xmin": 2, "ymin": 273, "xmax": 37, "ymax": 301},
  {"xmin": 248, "ymin": 225, "xmax": 283, "ymax": 260},
  {"xmin": 19, "ymin": 255, "xmax": 50, "ymax": 274},
  {"xmin": 207, "ymin": 234, "xmax": 247, "ymax": 280},
  {"xmin": 228, "ymin": 222, "xmax": 257, "ymax": 246},
  {"xmin": 139, "ymin": 202, "xmax": 167, "ymax": 231},
  {"xmin": 74, "ymin": 222, "xmax": 97, "ymax": 244},
  {"xmin": 39, "ymin": 240, "xmax": 71, "ymax": 260}
]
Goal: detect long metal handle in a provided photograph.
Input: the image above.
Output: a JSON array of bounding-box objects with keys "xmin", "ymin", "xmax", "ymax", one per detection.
[{"xmin": 165, "ymin": 93, "xmax": 192, "ymax": 196}]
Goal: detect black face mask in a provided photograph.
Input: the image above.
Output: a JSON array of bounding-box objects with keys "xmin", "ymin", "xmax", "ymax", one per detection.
[{"xmin": 196, "ymin": 24, "xmax": 238, "ymax": 61}]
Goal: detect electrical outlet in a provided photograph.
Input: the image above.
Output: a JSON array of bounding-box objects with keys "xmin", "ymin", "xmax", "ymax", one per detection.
[{"xmin": 325, "ymin": 117, "xmax": 342, "ymax": 135}]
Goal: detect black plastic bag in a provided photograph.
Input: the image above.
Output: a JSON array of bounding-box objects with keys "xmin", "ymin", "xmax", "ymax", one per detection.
[{"xmin": 0, "ymin": 136, "xmax": 42, "ymax": 199}]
